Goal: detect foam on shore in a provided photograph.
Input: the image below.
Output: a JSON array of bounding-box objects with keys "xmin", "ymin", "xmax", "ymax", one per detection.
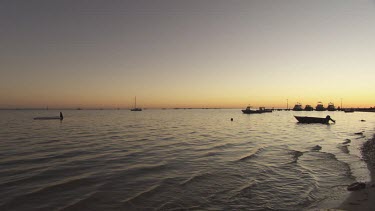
[{"xmin": 337, "ymin": 134, "xmax": 375, "ymax": 210}]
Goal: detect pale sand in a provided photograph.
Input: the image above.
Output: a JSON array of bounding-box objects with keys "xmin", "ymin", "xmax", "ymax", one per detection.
[{"xmin": 336, "ymin": 134, "xmax": 375, "ymax": 210}]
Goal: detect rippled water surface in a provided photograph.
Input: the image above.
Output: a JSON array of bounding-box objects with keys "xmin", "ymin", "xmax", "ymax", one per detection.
[{"xmin": 0, "ymin": 109, "xmax": 374, "ymax": 210}]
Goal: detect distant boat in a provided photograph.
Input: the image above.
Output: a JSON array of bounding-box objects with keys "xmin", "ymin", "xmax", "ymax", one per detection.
[
  {"xmin": 327, "ymin": 102, "xmax": 337, "ymax": 111},
  {"xmin": 315, "ymin": 102, "xmax": 326, "ymax": 111},
  {"xmin": 242, "ymin": 106, "xmax": 272, "ymax": 114},
  {"xmin": 344, "ymin": 108, "xmax": 355, "ymax": 113},
  {"xmin": 304, "ymin": 105, "xmax": 314, "ymax": 111},
  {"xmin": 130, "ymin": 96, "xmax": 142, "ymax": 111},
  {"xmin": 292, "ymin": 103, "xmax": 303, "ymax": 111},
  {"xmin": 34, "ymin": 112, "xmax": 63, "ymax": 120},
  {"xmin": 294, "ymin": 115, "xmax": 335, "ymax": 124}
]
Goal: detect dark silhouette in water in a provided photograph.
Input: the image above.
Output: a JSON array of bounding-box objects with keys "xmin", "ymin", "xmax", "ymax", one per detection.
[
  {"xmin": 130, "ymin": 96, "xmax": 142, "ymax": 111},
  {"xmin": 326, "ymin": 115, "xmax": 335, "ymax": 123},
  {"xmin": 34, "ymin": 112, "xmax": 63, "ymax": 120},
  {"xmin": 311, "ymin": 145, "xmax": 322, "ymax": 151},
  {"xmin": 315, "ymin": 102, "xmax": 326, "ymax": 111},
  {"xmin": 292, "ymin": 102, "xmax": 303, "ymax": 111},
  {"xmin": 294, "ymin": 115, "xmax": 335, "ymax": 124},
  {"xmin": 242, "ymin": 106, "xmax": 272, "ymax": 114},
  {"xmin": 304, "ymin": 104, "xmax": 314, "ymax": 111}
]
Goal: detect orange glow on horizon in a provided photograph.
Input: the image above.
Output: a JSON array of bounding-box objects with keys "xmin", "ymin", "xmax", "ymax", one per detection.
[{"xmin": 1, "ymin": 94, "xmax": 374, "ymax": 109}]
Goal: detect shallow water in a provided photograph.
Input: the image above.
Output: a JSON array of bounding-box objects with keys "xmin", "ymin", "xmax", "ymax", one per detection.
[{"xmin": 0, "ymin": 109, "xmax": 374, "ymax": 210}]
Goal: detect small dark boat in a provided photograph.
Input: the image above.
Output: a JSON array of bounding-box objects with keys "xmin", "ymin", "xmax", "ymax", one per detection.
[
  {"xmin": 304, "ymin": 104, "xmax": 314, "ymax": 111},
  {"xmin": 242, "ymin": 106, "xmax": 272, "ymax": 114},
  {"xmin": 344, "ymin": 108, "xmax": 355, "ymax": 113},
  {"xmin": 294, "ymin": 115, "xmax": 335, "ymax": 124},
  {"xmin": 327, "ymin": 102, "xmax": 337, "ymax": 111},
  {"xmin": 292, "ymin": 102, "xmax": 303, "ymax": 111},
  {"xmin": 315, "ymin": 102, "xmax": 326, "ymax": 111},
  {"xmin": 130, "ymin": 96, "xmax": 142, "ymax": 111},
  {"xmin": 34, "ymin": 112, "xmax": 63, "ymax": 120},
  {"xmin": 292, "ymin": 103, "xmax": 303, "ymax": 111}
]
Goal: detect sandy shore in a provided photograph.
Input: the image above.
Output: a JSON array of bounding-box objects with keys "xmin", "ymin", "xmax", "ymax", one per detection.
[{"xmin": 336, "ymin": 134, "xmax": 375, "ymax": 210}]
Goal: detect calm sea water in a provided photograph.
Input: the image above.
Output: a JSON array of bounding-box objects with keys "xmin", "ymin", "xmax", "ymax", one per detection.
[{"xmin": 0, "ymin": 109, "xmax": 374, "ymax": 210}]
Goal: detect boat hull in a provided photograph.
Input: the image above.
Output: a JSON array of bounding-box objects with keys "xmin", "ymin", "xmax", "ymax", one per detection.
[
  {"xmin": 294, "ymin": 116, "xmax": 329, "ymax": 124},
  {"xmin": 34, "ymin": 116, "xmax": 62, "ymax": 120},
  {"xmin": 242, "ymin": 110, "xmax": 272, "ymax": 114},
  {"xmin": 344, "ymin": 109, "xmax": 354, "ymax": 113},
  {"xmin": 315, "ymin": 108, "xmax": 326, "ymax": 111}
]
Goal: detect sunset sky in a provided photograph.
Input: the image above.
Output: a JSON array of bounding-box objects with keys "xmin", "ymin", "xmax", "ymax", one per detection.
[{"xmin": 1, "ymin": 0, "xmax": 375, "ymax": 109}]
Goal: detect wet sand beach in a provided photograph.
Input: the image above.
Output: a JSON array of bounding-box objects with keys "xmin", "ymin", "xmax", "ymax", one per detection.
[{"xmin": 337, "ymin": 134, "xmax": 375, "ymax": 210}]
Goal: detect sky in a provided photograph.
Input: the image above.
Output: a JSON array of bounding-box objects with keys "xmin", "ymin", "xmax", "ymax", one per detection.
[{"xmin": 1, "ymin": 0, "xmax": 375, "ymax": 109}]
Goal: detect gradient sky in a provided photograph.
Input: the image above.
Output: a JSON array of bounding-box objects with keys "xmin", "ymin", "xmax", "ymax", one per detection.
[{"xmin": 1, "ymin": 0, "xmax": 375, "ymax": 108}]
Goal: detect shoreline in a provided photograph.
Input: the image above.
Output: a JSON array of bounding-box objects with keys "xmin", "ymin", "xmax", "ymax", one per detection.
[{"xmin": 336, "ymin": 134, "xmax": 375, "ymax": 210}]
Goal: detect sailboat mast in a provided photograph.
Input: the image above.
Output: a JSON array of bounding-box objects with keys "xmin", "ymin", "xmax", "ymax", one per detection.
[{"xmin": 130, "ymin": 96, "xmax": 142, "ymax": 111}]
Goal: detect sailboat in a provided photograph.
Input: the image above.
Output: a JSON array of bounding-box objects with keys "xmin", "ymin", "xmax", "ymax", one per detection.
[{"xmin": 130, "ymin": 96, "xmax": 142, "ymax": 111}]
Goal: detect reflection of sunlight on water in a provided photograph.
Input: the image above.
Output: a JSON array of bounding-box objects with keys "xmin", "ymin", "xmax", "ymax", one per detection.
[{"xmin": 0, "ymin": 110, "xmax": 374, "ymax": 210}]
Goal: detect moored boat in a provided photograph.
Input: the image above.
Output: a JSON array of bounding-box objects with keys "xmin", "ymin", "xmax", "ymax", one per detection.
[
  {"xmin": 315, "ymin": 102, "xmax": 326, "ymax": 111},
  {"xmin": 242, "ymin": 106, "xmax": 272, "ymax": 114},
  {"xmin": 304, "ymin": 105, "xmax": 314, "ymax": 111},
  {"xmin": 327, "ymin": 102, "xmax": 336, "ymax": 111},
  {"xmin": 344, "ymin": 108, "xmax": 355, "ymax": 113},
  {"xmin": 34, "ymin": 112, "xmax": 63, "ymax": 120},
  {"xmin": 294, "ymin": 115, "xmax": 335, "ymax": 124},
  {"xmin": 292, "ymin": 103, "xmax": 303, "ymax": 111},
  {"xmin": 130, "ymin": 96, "xmax": 142, "ymax": 111}
]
